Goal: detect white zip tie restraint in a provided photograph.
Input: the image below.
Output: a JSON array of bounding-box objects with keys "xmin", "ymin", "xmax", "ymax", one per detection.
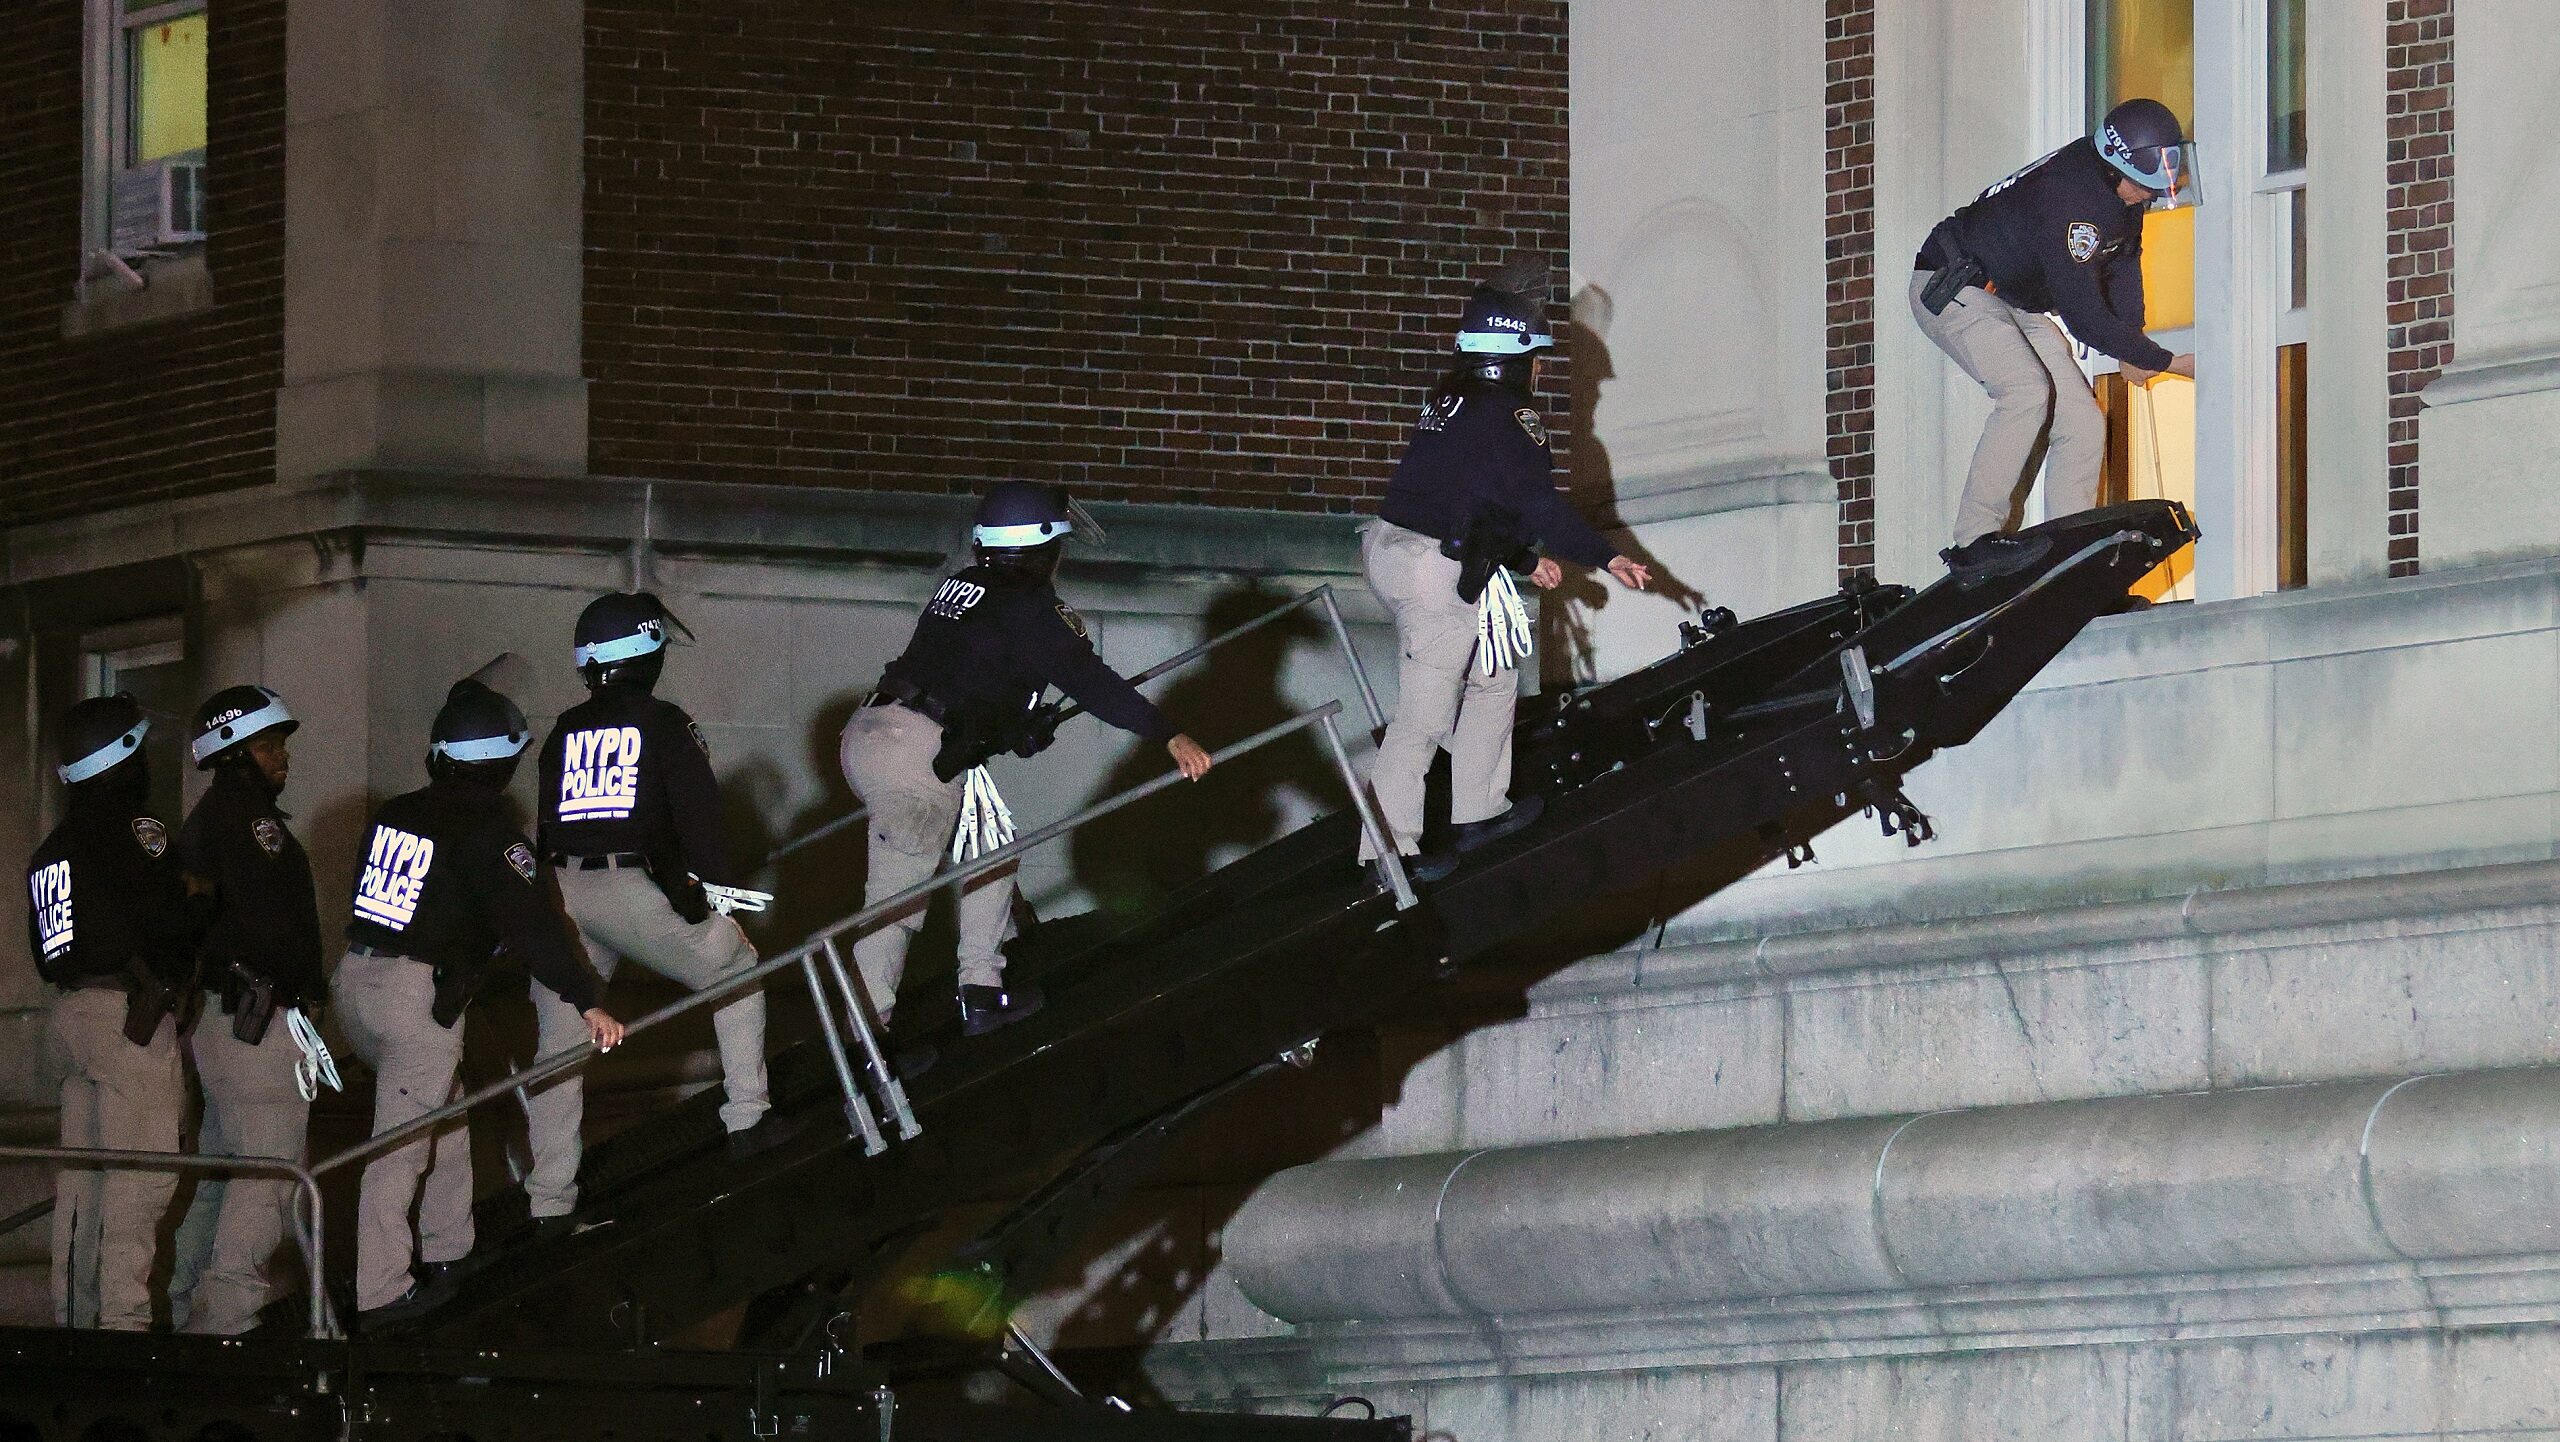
[
  {"xmin": 952, "ymin": 765, "xmax": 1018, "ymax": 863},
  {"xmin": 286, "ymin": 1007, "xmax": 341, "ymax": 1102},
  {"xmin": 1476, "ymin": 567, "xmax": 1534, "ymax": 675},
  {"xmin": 703, "ymin": 882, "xmax": 773, "ymax": 916}
]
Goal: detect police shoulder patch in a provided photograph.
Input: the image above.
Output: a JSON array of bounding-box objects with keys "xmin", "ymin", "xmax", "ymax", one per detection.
[
  {"xmin": 1054, "ymin": 601, "xmax": 1089, "ymax": 640},
  {"xmin": 131, "ymin": 818, "xmax": 168, "ymax": 859},
  {"xmin": 504, "ymin": 842, "xmax": 538, "ymax": 883},
  {"xmin": 2066, "ymin": 220, "xmax": 2103, "ymax": 263},
  {"xmin": 251, "ymin": 816, "xmax": 286, "ymax": 858},
  {"xmin": 1513, "ymin": 407, "xmax": 1549, "ymax": 446}
]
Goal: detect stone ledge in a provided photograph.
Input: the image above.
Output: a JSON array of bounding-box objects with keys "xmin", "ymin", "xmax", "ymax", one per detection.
[
  {"xmin": 0, "ymin": 469, "xmax": 1370, "ymax": 589},
  {"xmin": 1226, "ymin": 1067, "xmax": 2560, "ymax": 1336},
  {"xmin": 1150, "ymin": 1253, "xmax": 2560, "ymax": 1393},
  {"xmin": 57, "ymin": 252, "xmax": 215, "ymax": 340}
]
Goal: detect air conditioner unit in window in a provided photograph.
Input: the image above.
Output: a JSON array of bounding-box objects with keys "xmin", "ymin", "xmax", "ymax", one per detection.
[{"xmin": 109, "ymin": 156, "xmax": 206, "ymax": 255}]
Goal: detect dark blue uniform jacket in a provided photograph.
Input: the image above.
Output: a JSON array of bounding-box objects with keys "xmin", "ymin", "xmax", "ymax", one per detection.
[
  {"xmin": 1378, "ymin": 378, "xmax": 1616, "ymax": 569},
  {"xmin": 1917, "ymin": 136, "xmax": 2176, "ymax": 373}
]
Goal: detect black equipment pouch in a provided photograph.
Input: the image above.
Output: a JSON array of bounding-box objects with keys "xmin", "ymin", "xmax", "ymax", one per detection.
[
  {"xmin": 429, "ymin": 957, "xmax": 475, "ymax": 1029},
  {"xmin": 1444, "ymin": 504, "xmax": 1533, "ymax": 605},
  {"xmin": 644, "ymin": 846, "xmax": 712, "ymax": 924},
  {"xmin": 229, "ymin": 965, "xmax": 278, "ymax": 1046},
  {"xmin": 1007, "ymin": 700, "xmax": 1064, "ymax": 761},
  {"xmin": 121, "ymin": 967, "xmax": 177, "ymax": 1047},
  {"xmin": 931, "ymin": 703, "xmax": 1006, "ymax": 782},
  {"xmin": 1920, "ymin": 252, "xmax": 1987, "ymax": 316}
]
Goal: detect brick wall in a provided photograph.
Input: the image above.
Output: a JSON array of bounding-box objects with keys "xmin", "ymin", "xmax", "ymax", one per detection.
[
  {"xmin": 0, "ymin": 2, "xmax": 286, "ymax": 528},
  {"xmin": 1824, "ymin": 0, "xmax": 1878, "ymax": 581},
  {"xmin": 2385, "ymin": 0, "xmax": 2453, "ymax": 578},
  {"xmin": 585, "ymin": 1, "xmax": 1571, "ymax": 513}
]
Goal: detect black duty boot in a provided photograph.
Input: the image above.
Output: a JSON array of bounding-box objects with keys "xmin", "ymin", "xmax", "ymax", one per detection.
[
  {"xmin": 725, "ymin": 1112, "xmax": 803, "ymax": 1161},
  {"xmin": 958, "ymin": 982, "xmax": 1045, "ymax": 1038},
  {"xmin": 888, "ymin": 1041, "xmax": 938, "ymax": 1082},
  {"xmin": 356, "ymin": 1268, "xmax": 458, "ymax": 1330},
  {"xmin": 1376, "ymin": 852, "xmax": 1459, "ymax": 889},
  {"xmin": 1939, "ymin": 532, "xmax": 2051, "ymax": 585},
  {"xmin": 1448, "ymin": 793, "xmax": 1547, "ymax": 854}
]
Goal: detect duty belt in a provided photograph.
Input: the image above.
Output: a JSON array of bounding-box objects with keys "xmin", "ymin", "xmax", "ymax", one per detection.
[
  {"xmin": 344, "ymin": 940, "xmax": 417, "ymax": 962},
  {"xmin": 550, "ymin": 851, "xmax": 650, "ymax": 871},
  {"xmin": 866, "ymin": 676, "xmax": 952, "ymax": 727}
]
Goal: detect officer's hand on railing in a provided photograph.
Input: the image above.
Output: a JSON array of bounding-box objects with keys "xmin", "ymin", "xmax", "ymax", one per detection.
[
  {"xmin": 584, "ymin": 1008, "xmax": 625, "ymax": 1052},
  {"xmin": 1528, "ymin": 557, "xmax": 1564, "ymax": 589},
  {"xmin": 1167, "ymin": 735, "xmax": 1214, "ymax": 780},
  {"xmin": 1606, "ymin": 556, "xmax": 1652, "ymax": 591}
]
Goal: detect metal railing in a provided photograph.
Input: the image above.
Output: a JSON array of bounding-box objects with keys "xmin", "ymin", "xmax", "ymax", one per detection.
[
  {"xmin": 750, "ymin": 583, "xmax": 1386, "ymax": 873},
  {"xmin": 0, "ymin": 1143, "xmax": 336, "ymax": 1339},
  {"xmin": 308, "ymin": 696, "xmax": 1412, "ymax": 1184}
]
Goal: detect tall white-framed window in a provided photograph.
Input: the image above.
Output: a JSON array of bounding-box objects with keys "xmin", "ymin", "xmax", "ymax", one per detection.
[
  {"xmin": 2024, "ymin": 0, "xmax": 2309, "ymax": 602},
  {"xmin": 82, "ymin": 0, "xmax": 209, "ymax": 278}
]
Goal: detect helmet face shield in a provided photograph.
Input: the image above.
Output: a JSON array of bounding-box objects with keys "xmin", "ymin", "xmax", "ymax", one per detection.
[{"xmin": 2136, "ymin": 140, "xmax": 2202, "ymax": 211}]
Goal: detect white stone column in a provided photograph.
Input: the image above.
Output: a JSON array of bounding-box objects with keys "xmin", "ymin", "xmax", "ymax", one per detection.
[
  {"xmin": 1566, "ymin": 0, "xmax": 1837, "ymax": 681},
  {"xmin": 2305, "ymin": 0, "xmax": 2393, "ymax": 584},
  {"xmin": 275, "ymin": 0, "xmax": 586, "ymax": 482},
  {"xmin": 2416, "ymin": 0, "xmax": 2560, "ymax": 567}
]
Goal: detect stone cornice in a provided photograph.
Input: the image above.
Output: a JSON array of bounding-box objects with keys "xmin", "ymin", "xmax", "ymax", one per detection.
[{"xmin": 0, "ymin": 471, "xmax": 1368, "ymax": 589}]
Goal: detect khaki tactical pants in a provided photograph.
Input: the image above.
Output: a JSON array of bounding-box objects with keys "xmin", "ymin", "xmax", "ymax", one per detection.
[
  {"xmin": 522, "ymin": 867, "xmax": 769, "ymax": 1219},
  {"xmin": 332, "ymin": 951, "xmax": 471, "ymax": 1313},
  {"xmin": 172, "ymin": 997, "xmax": 311, "ymax": 1335},
  {"xmin": 1362, "ymin": 520, "xmax": 1518, "ymax": 858},
  {"xmin": 47, "ymin": 987, "xmax": 182, "ymax": 1331},
  {"xmin": 839, "ymin": 703, "xmax": 1017, "ymax": 1020},
  {"xmin": 1909, "ymin": 271, "xmax": 2106, "ymax": 547}
]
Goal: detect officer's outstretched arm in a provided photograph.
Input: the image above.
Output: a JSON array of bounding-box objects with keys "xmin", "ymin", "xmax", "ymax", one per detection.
[
  {"xmin": 2045, "ymin": 232, "xmax": 2174, "ymax": 373},
  {"xmin": 658, "ymin": 712, "xmax": 734, "ymax": 887},
  {"xmin": 472, "ymin": 833, "xmax": 610, "ymax": 1023},
  {"xmin": 1022, "ymin": 601, "xmax": 1180, "ymax": 745}
]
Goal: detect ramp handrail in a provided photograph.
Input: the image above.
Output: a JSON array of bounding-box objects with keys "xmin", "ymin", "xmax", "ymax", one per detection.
[
  {"xmin": 0, "ymin": 1143, "xmax": 336, "ymax": 1339},
  {"xmin": 749, "ymin": 583, "xmax": 1384, "ymax": 873},
  {"xmin": 310, "ymin": 698, "xmax": 1409, "ymax": 1184}
]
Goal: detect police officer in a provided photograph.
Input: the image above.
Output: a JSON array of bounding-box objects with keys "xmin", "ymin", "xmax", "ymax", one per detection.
[
  {"xmin": 842, "ymin": 484, "xmax": 1213, "ymax": 1036},
  {"xmin": 24, "ymin": 695, "xmax": 202, "ymax": 1330},
  {"xmin": 1365, "ymin": 260, "xmax": 1649, "ymax": 883},
  {"xmin": 169, "ymin": 686, "xmax": 324, "ymax": 1335},
  {"xmin": 1914, "ymin": 97, "xmax": 2201, "ymax": 578},
  {"xmin": 522, "ymin": 592, "xmax": 786, "ymax": 1232},
  {"xmin": 332, "ymin": 675, "xmax": 622, "ymax": 1325}
]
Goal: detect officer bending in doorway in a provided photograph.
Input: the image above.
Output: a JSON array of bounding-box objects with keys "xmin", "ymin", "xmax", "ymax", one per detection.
[
  {"xmin": 334, "ymin": 675, "xmax": 621, "ymax": 1326},
  {"xmin": 522, "ymin": 593, "xmax": 790, "ymax": 1235},
  {"xmin": 1364, "ymin": 260, "xmax": 1649, "ymax": 883},
  {"xmin": 25, "ymin": 695, "xmax": 204, "ymax": 1331},
  {"xmin": 842, "ymin": 483, "xmax": 1212, "ymax": 1037},
  {"xmin": 1913, "ymin": 97, "xmax": 2200, "ymax": 580},
  {"xmin": 171, "ymin": 686, "xmax": 326, "ymax": 1335}
]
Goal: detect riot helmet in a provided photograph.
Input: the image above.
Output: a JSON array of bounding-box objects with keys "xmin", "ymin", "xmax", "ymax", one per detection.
[
  {"xmin": 58, "ymin": 694, "xmax": 149, "ymax": 789},
  {"xmin": 2095, "ymin": 98, "xmax": 2200, "ymax": 210},
  {"xmin": 969, "ymin": 482, "xmax": 1090, "ymax": 580},
  {"xmin": 428, "ymin": 675, "xmax": 532, "ymax": 788},
  {"xmin": 574, "ymin": 591, "xmax": 691, "ymax": 692},
  {"xmin": 192, "ymin": 684, "xmax": 297, "ymax": 770},
  {"xmin": 1450, "ymin": 258, "xmax": 1554, "ymax": 394}
]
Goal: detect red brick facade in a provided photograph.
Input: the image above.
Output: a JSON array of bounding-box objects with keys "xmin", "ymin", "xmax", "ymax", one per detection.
[
  {"xmin": 1824, "ymin": 0, "xmax": 1879, "ymax": 581},
  {"xmin": 2385, "ymin": 0, "xmax": 2453, "ymax": 577},
  {"xmin": 584, "ymin": 1, "xmax": 1571, "ymax": 514},
  {"xmin": 0, "ymin": 1, "xmax": 285, "ymax": 528}
]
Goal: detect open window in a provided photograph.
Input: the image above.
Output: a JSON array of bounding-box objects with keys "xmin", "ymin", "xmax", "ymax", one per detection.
[
  {"xmin": 81, "ymin": 0, "xmax": 209, "ymax": 294},
  {"xmin": 2052, "ymin": 0, "xmax": 2309, "ymax": 601}
]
